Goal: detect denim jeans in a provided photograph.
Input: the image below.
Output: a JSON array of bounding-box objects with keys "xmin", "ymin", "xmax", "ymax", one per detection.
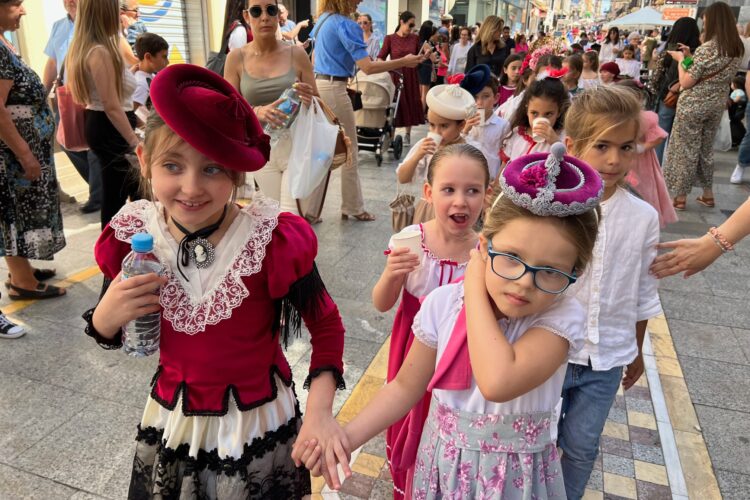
[
  {"xmin": 558, "ymin": 362, "xmax": 624, "ymax": 500},
  {"xmin": 655, "ymin": 102, "xmax": 676, "ymax": 166},
  {"xmin": 738, "ymin": 104, "xmax": 750, "ymax": 168},
  {"xmin": 63, "ymin": 148, "xmax": 103, "ymax": 207}
]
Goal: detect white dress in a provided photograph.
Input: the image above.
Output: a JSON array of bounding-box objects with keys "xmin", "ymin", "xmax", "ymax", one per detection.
[{"xmin": 501, "ymin": 127, "xmax": 560, "ymax": 163}]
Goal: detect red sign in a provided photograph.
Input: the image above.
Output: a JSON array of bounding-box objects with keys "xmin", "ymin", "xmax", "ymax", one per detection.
[{"xmin": 662, "ymin": 7, "xmax": 693, "ymax": 20}]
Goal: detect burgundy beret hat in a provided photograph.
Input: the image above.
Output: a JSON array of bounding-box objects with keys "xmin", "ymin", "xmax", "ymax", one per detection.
[
  {"xmin": 149, "ymin": 64, "xmax": 270, "ymax": 172},
  {"xmin": 599, "ymin": 61, "xmax": 621, "ymax": 77}
]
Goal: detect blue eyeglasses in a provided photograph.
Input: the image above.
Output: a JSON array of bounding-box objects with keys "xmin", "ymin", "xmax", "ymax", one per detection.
[{"xmin": 487, "ymin": 241, "xmax": 577, "ymax": 294}]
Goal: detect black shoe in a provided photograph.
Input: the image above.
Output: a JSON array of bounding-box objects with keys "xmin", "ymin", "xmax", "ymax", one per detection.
[{"xmin": 80, "ymin": 203, "xmax": 101, "ymax": 214}]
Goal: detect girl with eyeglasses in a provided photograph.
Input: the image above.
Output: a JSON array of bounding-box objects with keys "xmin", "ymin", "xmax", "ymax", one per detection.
[
  {"xmin": 224, "ymin": 0, "xmax": 322, "ymax": 221},
  {"xmin": 297, "ymin": 143, "xmax": 603, "ymax": 499},
  {"xmin": 557, "ymin": 85, "xmax": 663, "ymax": 499},
  {"xmin": 378, "ymin": 11, "xmax": 425, "ymax": 142}
]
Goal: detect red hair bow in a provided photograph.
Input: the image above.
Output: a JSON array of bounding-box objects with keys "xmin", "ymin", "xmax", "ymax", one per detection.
[
  {"xmin": 546, "ymin": 67, "xmax": 569, "ymax": 79},
  {"xmin": 446, "ymin": 74, "xmax": 465, "ymax": 85}
]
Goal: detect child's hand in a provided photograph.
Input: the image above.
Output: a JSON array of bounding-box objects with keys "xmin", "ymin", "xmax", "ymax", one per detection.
[
  {"xmin": 532, "ymin": 120, "xmax": 559, "ymax": 144},
  {"xmin": 385, "ymin": 247, "xmax": 420, "ymax": 279},
  {"xmin": 463, "ymin": 113, "xmax": 482, "ymax": 134},
  {"xmin": 92, "ymin": 271, "xmax": 166, "ymax": 337},
  {"xmin": 464, "ymin": 249, "xmax": 487, "ymax": 294},
  {"xmin": 292, "ymin": 413, "xmax": 352, "ymax": 490},
  {"xmin": 622, "ymin": 353, "xmax": 645, "ymax": 390},
  {"xmin": 419, "ymin": 138, "xmax": 438, "ymax": 157}
]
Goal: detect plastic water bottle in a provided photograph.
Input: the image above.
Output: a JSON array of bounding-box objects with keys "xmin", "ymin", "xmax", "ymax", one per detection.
[
  {"xmin": 263, "ymin": 87, "xmax": 301, "ymax": 138},
  {"xmin": 121, "ymin": 233, "xmax": 163, "ymax": 357}
]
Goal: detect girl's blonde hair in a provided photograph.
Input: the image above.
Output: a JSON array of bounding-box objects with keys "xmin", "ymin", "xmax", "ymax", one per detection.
[
  {"xmin": 565, "ymin": 85, "xmax": 641, "ymax": 159},
  {"xmin": 140, "ymin": 111, "xmax": 245, "ymax": 198},
  {"xmin": 483, "ymin": 196, "xmax": 600, "ymax": 274},
  {"xmin": 478, "ymin": 15, "xmax": 505, "ymax": 55},
  {"xmin": 426, "ymin": 143, "xmax": 490, "ymax": 187},
  {"xmin": 66, "ymin": 0, "xmax": 124, "ymax": 105},
  {"xmin": 317, "ymin": 0, "xmax": 354, "ymax": 16}
]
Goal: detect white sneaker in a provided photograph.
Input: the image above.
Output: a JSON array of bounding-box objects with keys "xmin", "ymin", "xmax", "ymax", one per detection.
[
  {"xmin": 0, "ymin": 313, "xmax": 25, "ymax": 338},
  {"xmin": 730, "ymin": 164, "xmax": 745, "ymax": 184}
]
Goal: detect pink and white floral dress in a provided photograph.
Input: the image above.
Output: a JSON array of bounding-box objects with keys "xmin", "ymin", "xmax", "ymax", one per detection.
[{"xmin": 410, "ymin": 282, "xmax": 585, "ymax": 499}]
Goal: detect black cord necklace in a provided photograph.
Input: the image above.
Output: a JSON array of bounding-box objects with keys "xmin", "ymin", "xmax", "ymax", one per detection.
[{"xmin": 171, "ymin": 205, "xmax": 228, "ymax": 281}]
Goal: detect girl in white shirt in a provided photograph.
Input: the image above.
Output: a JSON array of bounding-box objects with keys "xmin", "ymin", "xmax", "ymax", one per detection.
[
  {"xmin": 557, "ymin": 85, "xmax": 662, "ymax": 499},
  {"xmin": 298, "ymin": 144, "xmax": 604, "ymax": 499},
  {"xmin": 616, "ymin": 45, "xmax": 642, "ymax": 79}
]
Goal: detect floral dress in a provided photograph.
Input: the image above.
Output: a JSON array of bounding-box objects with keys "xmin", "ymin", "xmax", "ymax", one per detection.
[
  {"xmin": 664, "ymin": 40, "xmax": 740, "ymax": 196},
  {"xmin": 0, "ymin": 43, "xmax": 65, "ymax": 259},
  {"xmin": 410, "ymin": 283, "xmax": 585, "ymax": 499}
]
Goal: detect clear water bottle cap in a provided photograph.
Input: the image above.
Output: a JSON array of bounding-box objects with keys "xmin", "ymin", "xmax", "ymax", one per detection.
[{"xmin": 131, "ymin": 233, "xmax": 154, "ymax": 252}]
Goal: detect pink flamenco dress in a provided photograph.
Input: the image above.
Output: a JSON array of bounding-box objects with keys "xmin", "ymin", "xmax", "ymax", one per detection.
[
  {"xmin": 385, "ymin": 224, "xmax": 471, "ymax": 500},
  {"xmin": 626, "ymin": 111, "xmax": 678, "ymax": 228}
]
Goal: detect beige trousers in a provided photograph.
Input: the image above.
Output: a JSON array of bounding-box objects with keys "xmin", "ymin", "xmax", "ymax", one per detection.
[{"xmin": 316, "ymin": 79, "xmax": 366, "ymax": 215}]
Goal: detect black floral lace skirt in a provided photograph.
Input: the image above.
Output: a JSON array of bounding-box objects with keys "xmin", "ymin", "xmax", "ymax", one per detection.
[{"xmin": 127, "ymin": 413, "xmax": 311, "ymax": 499}]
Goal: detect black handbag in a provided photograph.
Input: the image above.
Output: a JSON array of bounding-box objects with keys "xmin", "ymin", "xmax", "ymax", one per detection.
[{"xmin": 347, "ymin": 87, "xmax": 363, "ymax": 111}]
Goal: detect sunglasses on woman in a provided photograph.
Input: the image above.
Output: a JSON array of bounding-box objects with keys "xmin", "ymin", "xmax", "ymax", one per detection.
[{"xmin": 247, "ymin": 4, "xmax": 279, "ymax": 18}]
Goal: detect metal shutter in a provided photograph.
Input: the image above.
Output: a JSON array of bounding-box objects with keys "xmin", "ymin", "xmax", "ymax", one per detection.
[{"xmin": 140, "ymin": 0, "xmax": 191, "ymax": 63}]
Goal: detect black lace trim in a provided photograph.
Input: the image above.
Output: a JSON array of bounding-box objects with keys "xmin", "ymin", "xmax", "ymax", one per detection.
[
  {"xmin": 149, "ymin": 363, "xmax": 295, "ymax": 417},
  {"xmin": 303, "ymin": 365, "xmax": 346, "ymax": 391},
  {"xmin": 82, "ymin": 307, "xmax": 123, "ymax": 350},
  {"xmin": 134, "ymin": 412, "xmax": 302, "ymax": 476},
  {"xmin": 274, "ymin": 263, "xmax": 330, "ymax": 349}
]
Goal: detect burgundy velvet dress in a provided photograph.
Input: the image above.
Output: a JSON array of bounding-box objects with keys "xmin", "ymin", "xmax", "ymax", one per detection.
[{"xmin": 378, "ymin": 33, "xmax": 425, "ymax": 128}]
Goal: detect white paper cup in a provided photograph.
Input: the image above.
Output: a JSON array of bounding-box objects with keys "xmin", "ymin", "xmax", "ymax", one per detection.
[
  {"xmin": 477, "ymin": 110, "xmax": 487, "ymax": 127},
  {"xmin": 532, "ymin": 117, "xmax": 550, "ymax": 143},
  {"xmin": 391, "ymin": 230, "xmax": 423, "ymax": 267},
  {"xmin": 426, "ymin": 132, "xmax": 443, "ymax": 147}
]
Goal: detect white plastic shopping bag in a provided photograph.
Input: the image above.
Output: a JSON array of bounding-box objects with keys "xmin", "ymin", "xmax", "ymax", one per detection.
[
  {"xmin": 713, "ymin": 110, "xmax": 732, "ymax": 152},
  {"xmin": 288, "ymin": 97, "xmax": 338, "ymax": 199}
]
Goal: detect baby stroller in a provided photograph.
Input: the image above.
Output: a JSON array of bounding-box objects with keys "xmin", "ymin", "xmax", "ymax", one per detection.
[{"xmin": 350, "ymin": 70, "xmax": 404, "ymax": 166}]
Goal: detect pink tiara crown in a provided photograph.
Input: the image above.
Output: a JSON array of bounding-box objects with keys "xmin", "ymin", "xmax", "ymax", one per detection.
[{"xmin": 499, "ymin": 143, "xmax": 603, "ymax": 217}]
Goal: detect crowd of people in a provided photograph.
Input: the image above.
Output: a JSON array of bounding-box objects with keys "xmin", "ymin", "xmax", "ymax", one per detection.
[{"xmin": 1, "ymin": 0, "xmax": 750, "ymax": 498}]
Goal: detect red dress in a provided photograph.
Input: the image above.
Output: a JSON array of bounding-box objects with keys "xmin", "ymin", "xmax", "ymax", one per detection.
[
  {"xmin": 379, "ymin": 33, "xmax": 425, "ymax": 128},
  {"xmin": 84, "ymin": 197, "xmax": 345, "ymax": 499}
]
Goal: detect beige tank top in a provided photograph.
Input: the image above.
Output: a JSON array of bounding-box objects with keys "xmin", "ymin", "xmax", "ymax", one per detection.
[
  {"xmin": 85, "ymin": 45, "xmax": 136, "ymax": 112},
  {"xmin": 240, "ymin": 49, "xmax": 297, "ymax": 107}
]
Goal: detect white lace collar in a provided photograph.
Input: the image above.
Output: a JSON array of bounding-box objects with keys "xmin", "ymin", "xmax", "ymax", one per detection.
[{"xmin": 109, "ymin": 196, "xmax": 280, "ymax": 335}]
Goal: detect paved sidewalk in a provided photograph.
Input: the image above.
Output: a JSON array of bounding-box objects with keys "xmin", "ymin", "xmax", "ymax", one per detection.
[{"xmin": 0, "ymin": 131, "xmax": 745, "ymax": 499}]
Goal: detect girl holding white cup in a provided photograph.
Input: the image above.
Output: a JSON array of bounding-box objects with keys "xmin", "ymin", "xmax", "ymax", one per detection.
[
  {"xmin": 500, "ymin": 75, "xmax": 570, "ymax": 168},
  {"xmin": 396, "ymin": 84, "xmax": 477, "ymax": 225}
]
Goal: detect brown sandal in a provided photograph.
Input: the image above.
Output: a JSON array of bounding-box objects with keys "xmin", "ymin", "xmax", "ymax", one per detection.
[
  {"xmin": 696, "ymin": 196, "xmax": 715, "ymax": 208},
  {"xmin": 341, "ymin": 212, "xmax": 376, "ymax": 222},
  {"xmin": 673, "ymin": 198, "xmax": 686, "ymax": 211}
]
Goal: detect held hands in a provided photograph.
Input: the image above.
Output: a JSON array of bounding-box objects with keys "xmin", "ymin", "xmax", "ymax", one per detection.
[
  {"xmin": 256, "ymin": 98, "xmax": 288, "ymax": 129},
  {"xmin": 385, "ymin": 247, "xmax": 420, "ymax": 279},
  {"xmin": 531, "ymin": 120, "xmax": 558, "ymax": 144},
  {"xmin": 92, "ymin": 271, "xmax": 166, "ymax": 337},
  {"xmin": 649, "ymin": 234, "xmax": 722, "ymax": 279},
  {"xmin": 291, "ymin": 413, "xmax": 352, "ymax": 490}
]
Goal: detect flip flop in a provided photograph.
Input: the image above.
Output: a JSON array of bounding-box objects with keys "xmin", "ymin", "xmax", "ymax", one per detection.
[
  {"xmin": 673, "ymin": 198, "xmax": 686, "ymax": 211},
  {"xmin": 7, "ymin": 283, "xmax": 66, "ymax": 301},
  {"xmin": 696, "ymin": 196, "xmax": 715, "ymax": 208}
]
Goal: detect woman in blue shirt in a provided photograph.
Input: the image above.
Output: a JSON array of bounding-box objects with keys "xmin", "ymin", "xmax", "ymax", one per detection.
[{"xmin": 312, "ymin": 0, "xmax": 423, "ymax": 222}]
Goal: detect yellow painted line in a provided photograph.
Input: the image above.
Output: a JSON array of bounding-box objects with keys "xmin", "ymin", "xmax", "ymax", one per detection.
[
  {"xmin": 647, "ymin": 314, "xmax": 721, "ymax": 498},
  {"xmin": 3, "ymin": 265, "xmax": 101, "ymax": 315}
]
